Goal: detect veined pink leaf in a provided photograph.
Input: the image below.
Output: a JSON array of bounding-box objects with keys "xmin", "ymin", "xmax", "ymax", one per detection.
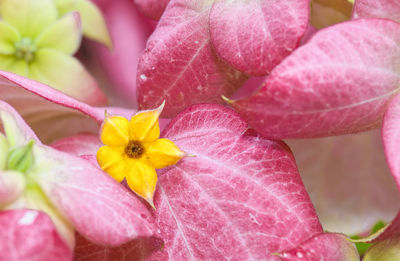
[
  {"xmin": 287, "ymin": 131, "xmax": 400, "ymax": 235},
  {"xmin": 33, "ymin": 146, "xmax": 154, "ymax": 246},
  {"xmin": 209, "ymin": 0, "xmax": 309, "ymax": 76},
  {"xmin": 231, "ymin": 19, "xmax": 400, "ymax": 139},
  {"xmin": 88, "ymin": 0, "xmax": 154, "ymax": 108},
  {"xmin": 0, "ymin": 71, "xmax": 135, "ymax": 143},
  {"xmin": 147, "ymin": 104, "xmax": 322, "ymax": 259},
  {"xmin": 279, "ymin": 233, "xmax": 359, "ymax": 261},
  {"xmin": 134, "ymin": 0, "xmax": 170, "ymax": 20},
  {"xmin": 353, "ymin": 0, "xmax": 400, "ymax": 23},
  {"xmin": 0, "ymin": 209, "xmax": 72, "ymax": 261},
  {"xmin": 137, "ymin": 0, "xmax": 247, "ymax": 118},
  {"xmin": 74, "ymin": 233, "xmax": 165, "ymax": 261}
]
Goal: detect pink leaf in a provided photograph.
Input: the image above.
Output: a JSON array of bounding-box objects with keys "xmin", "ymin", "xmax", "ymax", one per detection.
[
  {"xmin": 0, "ymin": 209, "xmax": 72, "ymax": 261},
  {"xmin": 148, "ymin": 104, "xmax": 322, "ymax": 259},
  {"xmin": 279, "ymin": 233, "xmax": 359, "ymax": 261},
  {"xmin": 382, "ymin": 93, "xmax": 400, "ymax": 193},
  {"xmin": 0, "ymin": 71, "xmax": 135, "ymax": 143},
  {"xmin": 88, "ymin": 0, "xmax": 154, "ymax": 108},
  {"xmin": 34, "ymin": 147, "xmax": 154, "ymax": 246},
  {"xmin": 209, "ymin": 0, "xmax": 309, "ymax": 76},
  {"xmin": 137, "ymin": 0, "xmax": 247, "ymax": 118},
  {"xmin": 0, "ymin": 98, "xmax": 39, "ymax": 144},
  {"xmin": 231, "ymin": 19, "xmax": 400, "ymax": 139},
  {"xmin": 288, "ymin": 131, "xmax": 400, "ymax": 235},
  {"xmin": 74, "ymin": 233, "xmax": 165, "ymax": 261},
  {"xmin": 134, "ymin": 0, "xmax": 170, "ymax": 20},
  {"xmin": 51, "ymin": 133, "xmax": 101, "ymax": 157},
  {"xmin": 353, "ymin": 0, "xmax": 400, "ymax": 23}
]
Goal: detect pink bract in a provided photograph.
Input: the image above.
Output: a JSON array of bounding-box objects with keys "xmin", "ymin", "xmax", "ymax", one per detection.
[
  {"xmin": 209, "ymin": 0, "xmax": 309, "ymax": 76},
  {"xmin": 148, "ymin": 104, "xmax": 323, "ymax": 259},
  {"xmin": 137, "ymin": 0, "xmax": 247, "ymax": 118},
  {"xmin": 56, "ymin": 103, "xmax": 357, "ymax": 259},
  {"xmin": 353, "ymin": 0, "xmax": 400, "ymax": 22},
  {"xmin": 231, "ymin": 18, "xmax": 400, "ymax": 139},
  {"xmin": 0, "ymin": 210, "xmax": 72, "ymax": 261}
]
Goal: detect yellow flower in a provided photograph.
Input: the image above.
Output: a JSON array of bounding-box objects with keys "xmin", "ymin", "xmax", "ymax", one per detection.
[{"xmin": 96, "ymin": 102, "xmax": 185, "ymax": 208}]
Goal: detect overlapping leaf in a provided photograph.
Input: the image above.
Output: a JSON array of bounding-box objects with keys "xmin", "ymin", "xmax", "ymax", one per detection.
[
  {"xmin": 231, "ymin": 19, "xmax": 400, "ymax": 139},
  {"xmin": 209, "ymin": 0, "xmax": 309, "ymax": 76},
  {"xmin": 137, "ymin": 0, "xmax": 247, "ymax": 118},
  {"xmin": 143, "ymin": 104, "xmax": 323, "ymax": 259},
  {"xmin": 353, "ymin": 0, "xmax": 400, "ymax": 22}
]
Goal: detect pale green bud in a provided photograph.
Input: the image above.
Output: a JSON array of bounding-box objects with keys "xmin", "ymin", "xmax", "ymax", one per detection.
[{"xmin": 7, "ymin": 140, "xmax": 35, "ymax": 173}]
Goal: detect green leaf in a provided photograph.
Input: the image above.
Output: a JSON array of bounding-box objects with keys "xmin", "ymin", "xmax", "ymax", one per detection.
[
  {"xmin": 0, "ymin": 0, "xmax": 58, "ymax": 38},
  {"xmin": 35, "ymin": 12, "xmax": 82, "ymax": 55}
]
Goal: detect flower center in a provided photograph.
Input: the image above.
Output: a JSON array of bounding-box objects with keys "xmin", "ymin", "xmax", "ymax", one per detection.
[
  {"xmin": 125, "ymin": 140, "xmax": 145, "ymax": 159},
  {"xmin": 14, "ymin": 38, "xmax": 36, "ymax": 63}
]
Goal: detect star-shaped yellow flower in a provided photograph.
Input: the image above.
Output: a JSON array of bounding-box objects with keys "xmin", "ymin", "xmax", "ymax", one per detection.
[{"xmin": 96, "ymin": 103, "xmax": 185, "ymax": 207}]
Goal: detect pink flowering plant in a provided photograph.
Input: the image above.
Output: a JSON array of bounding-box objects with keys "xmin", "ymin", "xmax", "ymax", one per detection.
[{"xmin": 1, "ymin": 0, "xmax": 400, "ymax": 260}]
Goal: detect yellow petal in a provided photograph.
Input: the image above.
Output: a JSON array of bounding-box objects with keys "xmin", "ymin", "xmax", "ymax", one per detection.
[
  {"xmin": 100, "ymin": 114, "xmax": 129, "ymax": 146},
  {"xmin": 144, "ymin": 138, "xmax": 185, "ymax": 169},
  {"xmin": 129, "ymin": 102, "xmax": 164, "ymax": 143},
  {"xmin": 125, "ymin": 160, "xmax": 157, "ymax": 207},
  {"xmin": 96, "ymin": 145, "xmax": 126, "ymax": 182}
]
